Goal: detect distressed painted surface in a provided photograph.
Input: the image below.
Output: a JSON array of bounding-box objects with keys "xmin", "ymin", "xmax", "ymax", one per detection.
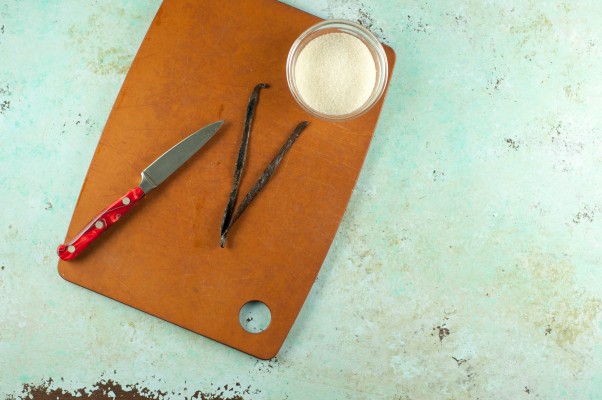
[{"xmin": 2, "ymin": 0, "xmax": 602, "ymax": 399}]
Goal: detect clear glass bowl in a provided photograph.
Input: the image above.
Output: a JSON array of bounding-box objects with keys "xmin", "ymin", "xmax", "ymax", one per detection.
[{"xmin": 286, "ymin": 19, "xmax": 388, "ymax": 122}]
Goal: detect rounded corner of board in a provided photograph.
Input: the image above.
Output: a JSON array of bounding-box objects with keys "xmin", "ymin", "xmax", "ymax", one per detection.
[{"xmin": 57, "ymin": 260, "xmax": 73, "ymax": 281}]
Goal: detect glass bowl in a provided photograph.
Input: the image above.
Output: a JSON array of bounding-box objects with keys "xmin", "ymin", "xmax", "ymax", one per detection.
[{"xmin": 286, "ymin": 19, "xmax": 388, "ymax": 122}]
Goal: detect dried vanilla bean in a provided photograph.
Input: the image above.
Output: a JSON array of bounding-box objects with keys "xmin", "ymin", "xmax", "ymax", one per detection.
[
  {"xmin": 220, "ymin": 83, "xmax": 269, "ymax": 245},
  {"xmin": 220, "ymin": 121, "xmax": 309, "ymax": 247}
]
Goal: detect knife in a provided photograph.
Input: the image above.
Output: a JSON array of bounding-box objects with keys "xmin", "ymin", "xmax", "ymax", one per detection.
[{"xmin": 57, "ymin": 120, "xmax": 225, "ymax": 261}]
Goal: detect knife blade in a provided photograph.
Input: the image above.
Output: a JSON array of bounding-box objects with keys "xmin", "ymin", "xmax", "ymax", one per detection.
[{"xmin": 57, "ymin": 120, "xmax": 224, "ymax": 260}]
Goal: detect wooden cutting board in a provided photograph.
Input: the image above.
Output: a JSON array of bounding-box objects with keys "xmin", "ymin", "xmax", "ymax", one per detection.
[{"xmin": 58, "ymin": 0, "xmax": 395, "ymax": 359}]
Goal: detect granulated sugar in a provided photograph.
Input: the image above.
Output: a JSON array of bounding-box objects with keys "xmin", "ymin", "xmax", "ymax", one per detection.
[{"xmin": 294, "ymin": 32, "xmax": 376, "ymax": 116}]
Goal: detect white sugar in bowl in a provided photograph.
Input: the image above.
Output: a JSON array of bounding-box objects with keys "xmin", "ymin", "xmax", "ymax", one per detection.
[{"xmin": 286, "ymin": 19, "xmax": 388, "ymax": 121}]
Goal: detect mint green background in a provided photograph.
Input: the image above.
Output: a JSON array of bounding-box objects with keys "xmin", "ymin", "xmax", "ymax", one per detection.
[{"xmin": 2, "ymin": 1, "xmax": 602, "ymax": 399}]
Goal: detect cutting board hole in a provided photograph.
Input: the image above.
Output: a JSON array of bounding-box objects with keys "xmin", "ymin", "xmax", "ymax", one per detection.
[{"xmin": 239, "ymin": 301, "xmax": 271, "ymax": 334}]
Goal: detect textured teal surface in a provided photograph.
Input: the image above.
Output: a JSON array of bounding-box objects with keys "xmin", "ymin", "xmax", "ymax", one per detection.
[{"xmin": 2, "ymin": 1, "xmax": 602, "ymax": 399}]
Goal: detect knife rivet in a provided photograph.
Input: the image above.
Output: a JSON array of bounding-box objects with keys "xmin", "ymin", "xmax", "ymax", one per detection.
[
  {"xmin": 67, "ymin": 245, "xmax": 76, "ymax": 253},
  {"xmin": 95, "ymin": 221, "xmax": 104, "ymax": 229},
  {"xmin": 122, "ymin": 197, "xmax": 131, "ymax": 205}
]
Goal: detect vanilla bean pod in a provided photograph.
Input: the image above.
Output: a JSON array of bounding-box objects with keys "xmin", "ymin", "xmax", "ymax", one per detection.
[
  {"xmin": 219, "ymin": 83, "xmax": 269, "ymax": 246},
  {"xmin": 220, "ymin": 121, "xmax": 309, "ymax": 246}
]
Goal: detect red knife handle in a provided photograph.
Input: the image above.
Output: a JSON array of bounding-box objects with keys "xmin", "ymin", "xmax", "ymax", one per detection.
[{"xmin": 57, "ymin": 186, "xmax": 145, "ymax": 261}]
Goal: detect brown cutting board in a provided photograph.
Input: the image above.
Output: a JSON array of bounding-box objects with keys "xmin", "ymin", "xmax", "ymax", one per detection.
[{"xmin": 58, "ymin": 0, "xmax": 395, "ymax": 359}]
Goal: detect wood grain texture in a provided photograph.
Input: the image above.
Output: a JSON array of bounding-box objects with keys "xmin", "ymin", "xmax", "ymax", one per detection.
[{"xmin": 57, "ymin": 0, "xmax": 395, "ymax": 359}]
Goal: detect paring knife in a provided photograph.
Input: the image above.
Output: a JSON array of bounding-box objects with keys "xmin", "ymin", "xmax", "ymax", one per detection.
[{"xmin": 57, "ymin": 120, "xmax": 225, "ymax": 261}]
